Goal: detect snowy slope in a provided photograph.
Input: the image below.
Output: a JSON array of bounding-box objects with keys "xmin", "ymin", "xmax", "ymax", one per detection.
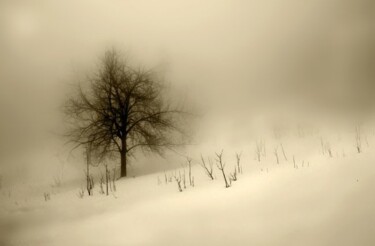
[{"xmin": 1, "ymin": 131, "xmax": 375, "ymax": 246}]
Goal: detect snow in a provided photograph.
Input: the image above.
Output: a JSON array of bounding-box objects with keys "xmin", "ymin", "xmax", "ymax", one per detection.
[{"xmin": 1, "ymin": 130, "xmax": 375, "ymax": 245}]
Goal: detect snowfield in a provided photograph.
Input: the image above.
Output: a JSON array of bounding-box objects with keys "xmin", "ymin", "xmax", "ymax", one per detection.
[{"xmin": 1, "ymin": 132, "xmax": 375, "ymax": 246}]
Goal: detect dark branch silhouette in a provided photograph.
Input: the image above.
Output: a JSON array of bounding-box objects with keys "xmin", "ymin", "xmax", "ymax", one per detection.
[{"xmin": 64, "ymin": 49, "xmax": 191, "ymax": 177}]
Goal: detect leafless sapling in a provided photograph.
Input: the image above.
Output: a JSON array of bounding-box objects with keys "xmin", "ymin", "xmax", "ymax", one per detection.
[
  {"xmin": 199, "ymin": 155, "xmax": 215, "ymax": 180},
  {"xmin": 229, "ymin": 166, "xmax": 238, "ymax": 185},
  {"xmin": 173, "ymin": 171, "xmax": 183, "ymax": 192},
  {"xmin": 274, "ymin": 147, "xmax": 279, "ymax": 164},
  {"xmin": 164, "ymin": 171, "xmax": 168, "ymax": 184},
  {"xmin": 235, "ymin": 152, "xmax": 242, "ymax": 173},
  {"xmin": 320, "ymin": 137, "xmax": 328, "ymax": 156},
  {"xmin": 186, "ymin": 157, "xmax": 194, "ymax": 187},
  {"xmin": 280, "ymin": 142, "xmax": 288, "ymax": 161},
  {"xmin": 255, "ymin": 139, "xmax": 266, "ymax": 162},
  {"xmin": 99, "ymin": 173, "xmax": 105, "ymax": 194},
  {"xmin": 85, "ymin": 145, "xmax": 94, "ymax": 196},
  {"xmin": 215, "ymin": 150, "xmax": 230, "ymax": 188},
  {"xmin": 112, "ymin": 168, "xmax": 117, "ymax": 192},
  {"xmin": 355, "ymin": 125, "xmax": 362, "ymax": 153},
  {"xmin": 182, "ymin": 169, "xmax": 186, "ymax": 189}
]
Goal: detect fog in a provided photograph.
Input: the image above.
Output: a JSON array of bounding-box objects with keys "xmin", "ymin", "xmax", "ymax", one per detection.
[
  {"xmin": 2, "ymin": 1, "xmax": 375, "ymax": 245},
  {"xmin": 1, "ymin": 0, "xmax": 375, "ymax": 178}
]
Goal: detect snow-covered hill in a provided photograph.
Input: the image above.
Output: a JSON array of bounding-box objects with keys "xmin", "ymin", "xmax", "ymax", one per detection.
[{"xmin": 1, "ymin": 130, "xmax": 375, "ymax": 246}]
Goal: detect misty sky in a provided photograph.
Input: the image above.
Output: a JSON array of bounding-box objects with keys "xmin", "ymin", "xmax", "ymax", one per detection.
[{"xmin": 1, "ymin": 0, "xmax": 375, "ymax": 172}]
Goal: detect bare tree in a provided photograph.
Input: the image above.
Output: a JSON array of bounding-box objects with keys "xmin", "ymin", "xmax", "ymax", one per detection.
[
  {"xmin": 64, "ymin": 49, "xmax": 190, "ymax": 177},
  {"xmin": 215, "ymin": 150, "xmax": 230, "ymax": 188},
  {"xmin": 199, "ymin": 155, "xmax": 214, "ymax": 180}
]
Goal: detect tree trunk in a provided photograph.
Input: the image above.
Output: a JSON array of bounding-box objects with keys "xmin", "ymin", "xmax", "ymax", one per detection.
[
  {"xmin": 120, "ymin": 150, "xmax": 127, "ymax": 177},
  {"xmin": 120, "ymin": 137, "xmax": 127, "ymax": 177}
]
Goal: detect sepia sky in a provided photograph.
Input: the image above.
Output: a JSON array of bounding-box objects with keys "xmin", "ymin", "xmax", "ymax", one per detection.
[{"xmin": 1, "ymin": 0, "xmax": 375, "ymax": 174}]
